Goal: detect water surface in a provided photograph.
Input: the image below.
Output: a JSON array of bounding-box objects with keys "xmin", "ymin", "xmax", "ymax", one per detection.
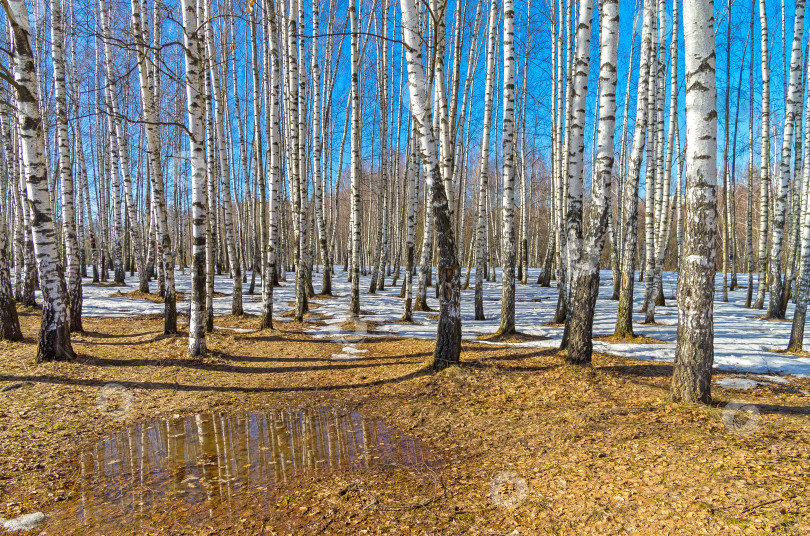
[{"xmin": 49, "ymin": 407, "xmax": 431, "ymax": 532}]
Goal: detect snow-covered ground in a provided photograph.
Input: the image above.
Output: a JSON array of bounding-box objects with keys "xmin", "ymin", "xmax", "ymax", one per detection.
[{"xmin": 62, "ymin": 267, "xmax": 810, "ymax": 378}]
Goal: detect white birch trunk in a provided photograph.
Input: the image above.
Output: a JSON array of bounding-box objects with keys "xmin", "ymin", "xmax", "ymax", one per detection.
[
  {"xmin": 400, "ymin": 0, "xmax": 462, "ymax": 368},
  {"xmin": 203, "ymin": 0, "xmax": 242, "ymax": 315},
  {"xmin": 498, "ymin": 0, "xmax": 518, "ymax": 336},
  {"xmin": 4, "ymin": 0, "xmax": 74, "ymax": 361},
  {"xmin": 671, "ymin": 0, "xmax": 718, "ymax": 404},
  {"xmin": 766, "ymin": 0, "xmax": 806, "ymax": 319},
  {"xmin": 131, "ymin": 0, "xmax": 177, "ymax": 333},
  {"xmin": 0, "ymin": 111, "xmax": 22, "ymax": 340},
  {"xmin": 311, "ymin": 0, "xmax": 332, "ymax": 295},
  {"xmin": 50, "ymin": 0, "xmax": 82, "ymax": 332},
  {"xmin": 474, "ymin": 0, "xmax": 498, "ymax": 321},
  {"xmin": 614, "ymin": 0, "xmax": 653, "ymax": 338},
  {"xmin": 349, "ymin": 0, "xmax": 362, "ymax": 316},
  {"xmin": 567, "ymin": 0, "xmax": 619, "ymax": 364},
  {"xmin": 181, "ymin": 0, "xmax": 208, "ymax": 355},
  {"xmin": 753, "ymin": 0, "xmax": 771, "ymax": 310}
]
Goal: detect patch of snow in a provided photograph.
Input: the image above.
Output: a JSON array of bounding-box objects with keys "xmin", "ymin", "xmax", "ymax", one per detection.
[
  {"xmin": 715, "ymin": 377, "xmax": 762, "ymax": 390},
  {"xmin": 340, "ymin": 347, "xmax": 368, "ymax": 355},
  {"xmin": 50, "ymin": 267, "xmax": 810, "ymax": 378},
  {"xmin": 1, "ymin": 512, "xmax": 47, "ymax": 532},
  {"xmin": 331, "ymin": 353, "xmax": 363, "ymax": 361},
  {"xmin": 214, "ymin": 327, "xmax": 255, "ymax": 334},
  {"xmin": 753, "ymin": 374, "xmax": 790, "ymax": 384}
]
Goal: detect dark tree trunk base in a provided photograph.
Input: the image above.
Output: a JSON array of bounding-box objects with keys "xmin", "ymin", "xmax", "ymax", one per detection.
[
  {"xmin": 565, "ymin": 272, "xmax": 599, "ymax": 365},
  {"xmin": 414, "ymin": 298, "xmax": 433, "ymax": 312},
  {"xmin": 0, "ymin": 301, "xmax": 22, "ymax": 341},
  {"xmin": 36, "ymin": 319, "xmax": 75, "ymax": 363}
]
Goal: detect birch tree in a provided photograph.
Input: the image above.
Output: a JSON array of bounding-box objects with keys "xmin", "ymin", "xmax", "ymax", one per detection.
[
  {"xmin": 498, "ymin": 0, "xmax": 518, "ymax": 336},
  {"xmin": 400, "ymin": 0, "xmax": 462, "ymax": 369},
  {"xmin": 3, "ymin": 0, "xmax": 74, "ymax": 361},
  {"xmin": 51, "ymin": 0, "xmax": 82, "ymax": 332},
  {"xmin": 261, "ymin": 0, "xmax": 281, "ymax": 330},
  {"xmin": 789, "ymin": 58, "xmax": 810, "ymax": 352},
  {"xmin": 567, "ymin": 0, "xmax": 618, "ymax": 364},
  {"xmin": 474, "ymin": 0, "xmax": 498, "ymax": 321},
  {"xmin": 614, "ymin": 0, "xmax": 654, "ymax": 338},
  {"xmin": 349, "ymin": 0, "xmax": 361, "ymax": 317},
  {"xmin": 766, "ymin": 0, "xmax": 806, "ymax": 319},
  {"xmin": 181, "ymin": 0, "xmax": 209, "ymax": 356},
  {"xmin": 131, "ymin": 0, "xmax": 177, "ymax": 333},
  {"xmin": 753, "ymin": 0, "xmax": 771, "ymax": 310},
  {"xmin": 647, "ymin": 0, "xmax": 678, "ymax": 324},
  {"xmin": 204, "ymin": 0, "xmax": 242, "ymax": 316},
  {"xmin": 671, "ymin": 0, "xmax": 717, "ymax": 404},
  {"xmin": 99, "ymin": 0, "xmax": 149, "ymax": 296},
  {"xmin": 403, "ymin": 128, "xmax": 417, "ymax": 321},
  {"xmin": 311, "ymin": 0, "xmax": 332, "ymax": 295},
  {"xmin": 0, "ymin": 116, "xmax": 21, "ymax": 340},
  {"xmin": 561, "ymin": 0, "xmax": 595, "ymax": 351}
]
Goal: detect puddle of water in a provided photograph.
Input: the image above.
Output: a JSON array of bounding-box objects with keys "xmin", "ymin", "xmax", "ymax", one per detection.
[{"xmin": 47, "ymin": 407, "xmax": 431, "ymax": 532}]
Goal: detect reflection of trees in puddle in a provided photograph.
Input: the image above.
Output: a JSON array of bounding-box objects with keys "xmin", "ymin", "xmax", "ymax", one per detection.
[{"xmin": 64, "ymin": 408, "xmax": 432, "ymax": 529}]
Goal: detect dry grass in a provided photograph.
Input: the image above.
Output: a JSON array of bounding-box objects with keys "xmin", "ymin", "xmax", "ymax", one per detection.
[
  {"xmin": 110, "ymin": 289, "xmax": 187, "ymax": 302},
  {"xmin": 338, "ymin": 318, "xmax": 381, "ymax": 333},
  {"xmin": 594, "ymin": 333, "xmax": 669, "ymax": 344},
  {"xmin": 278, "ymin": 309, "xmax": 328, "ymax": 322},
  {"xmin": 109, "ymin": 289, "xmax": 226, "ymax": 302},
  {"xmin": 772, "ymin": 347, "xmax": 810, "ymax": 358},
  {"xmin": 477, "ymin": 331, "xmax": 551, "ymax": 343},
  {"xmin": 0, "ymin": 309, "xmax": 808, "ymax": 535},
  {"xmin": 286, "ymin": 300, "xmax": 322, "ymax": 309}
]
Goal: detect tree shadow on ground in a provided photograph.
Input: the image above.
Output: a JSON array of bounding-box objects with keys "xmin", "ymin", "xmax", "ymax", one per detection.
[
  {"xmin": 598, "ymin": 364, "xmax": 673, "ymax": 378},
  {"xmin": 0, "ymin": 366, "xmax": 432, "ymax": 394}
]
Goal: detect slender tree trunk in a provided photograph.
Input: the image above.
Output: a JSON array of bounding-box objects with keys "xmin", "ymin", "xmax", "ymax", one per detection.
[
  {"xmin": 181, "ymin": 0, "xmax": 208, "ymax": 355},
  {"xmin": 99, "ymin": 0, "xmax": 149, "ymax": 296},
  {"xmin": 0, "ymin": 114, "xmax": 21, "ymax": 341},
  {"xmin": 561, "ymin": 0, "xmax": 594, "ymax": 349},
  {"xmin": 311, "ymin": 0, "xmax": 332, "ymax": 296},
  {"xmin": 648, "ymin": 0, "xmax": 679, "ymax": 322},
  {"xmin": 787, "ymin": 38, "xmax": 810, "ymax": 351},
  {"xmin": 671, "ymin": 0, "xmax": 718, "ymax": 404},
  {"xmin": 5, "ymin": 0, "xmax": 74, "ymax": 361},
  {"xmin": 567, "ymin": 0, "xmax": 619, "ymax": 365},
  {"xmin": 614, "ymin": 0, "xmax": 654, "ymax": 338},
  {"xmin": 766, "ymin": 0, "xmax": 806, "ymax": 319},
  {"xmin": 51, "ymin": 0, "xmax": 82, "ymax": 332},
  {"xmin": 204, "ymin": 0, "xmax": 242, "ymax": 316},
  {"xmin": 746, "ymin": 1, "xmax": 755, "ymax": 308},
  {"xmin": 403, "ymin": 129, "xmax": 418, "ymax": 321},
  {"xmin": 498, "ymin": 0, "xmax": 517, "ymax": 336},
  {"xmin": 753, "ymin": 0, "xmax": 771, "ymax": 310},
  {"xmin": 349, "ymin": 0, "xmax": 362, "ymax": 317},
  {"xmin": 400, "ymin": 0, "xmax": 462, "ymax": 369},
  {"xmin": 474, "ymin": 0, "xmax": 498, "ymax": 321},
  {"xmin": 132, "ymin": 0, "xmax": 177, "ymax": 333},
  {"xmin": 642, "ymin": 0, "xmax": 661, "ymax": 319}
]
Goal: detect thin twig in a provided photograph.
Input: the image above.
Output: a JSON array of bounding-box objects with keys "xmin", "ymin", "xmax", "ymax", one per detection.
[{"xmin": 741, "ymin": 495, "xmax": 795, "ymax": 515}]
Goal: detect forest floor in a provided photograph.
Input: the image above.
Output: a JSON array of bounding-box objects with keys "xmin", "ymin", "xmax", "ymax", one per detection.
[{"xmin": 1, "ymin": 306, "xmax": 809, "ymax": 535}]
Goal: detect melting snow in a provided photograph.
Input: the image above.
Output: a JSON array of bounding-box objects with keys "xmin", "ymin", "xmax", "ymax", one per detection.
[{"xmin": 59, "ymin": 268, "xmax": 810, "ymax": 379}]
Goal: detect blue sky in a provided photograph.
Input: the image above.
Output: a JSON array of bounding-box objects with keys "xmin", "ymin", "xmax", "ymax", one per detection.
[{"xmin": 49, "ymin": 0, "xmax": 809, "ymax": 209}]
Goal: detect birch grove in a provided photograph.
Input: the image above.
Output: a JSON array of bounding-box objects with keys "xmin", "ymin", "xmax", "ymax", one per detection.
[{"xmin": 0, "ymin": 0, "xmax": 806, "ymax": 406}]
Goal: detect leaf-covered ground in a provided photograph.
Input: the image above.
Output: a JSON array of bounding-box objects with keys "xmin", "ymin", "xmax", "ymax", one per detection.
[{"xmin": 1, "ymin": 307, "xmax": 808, "ymax": 535}]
